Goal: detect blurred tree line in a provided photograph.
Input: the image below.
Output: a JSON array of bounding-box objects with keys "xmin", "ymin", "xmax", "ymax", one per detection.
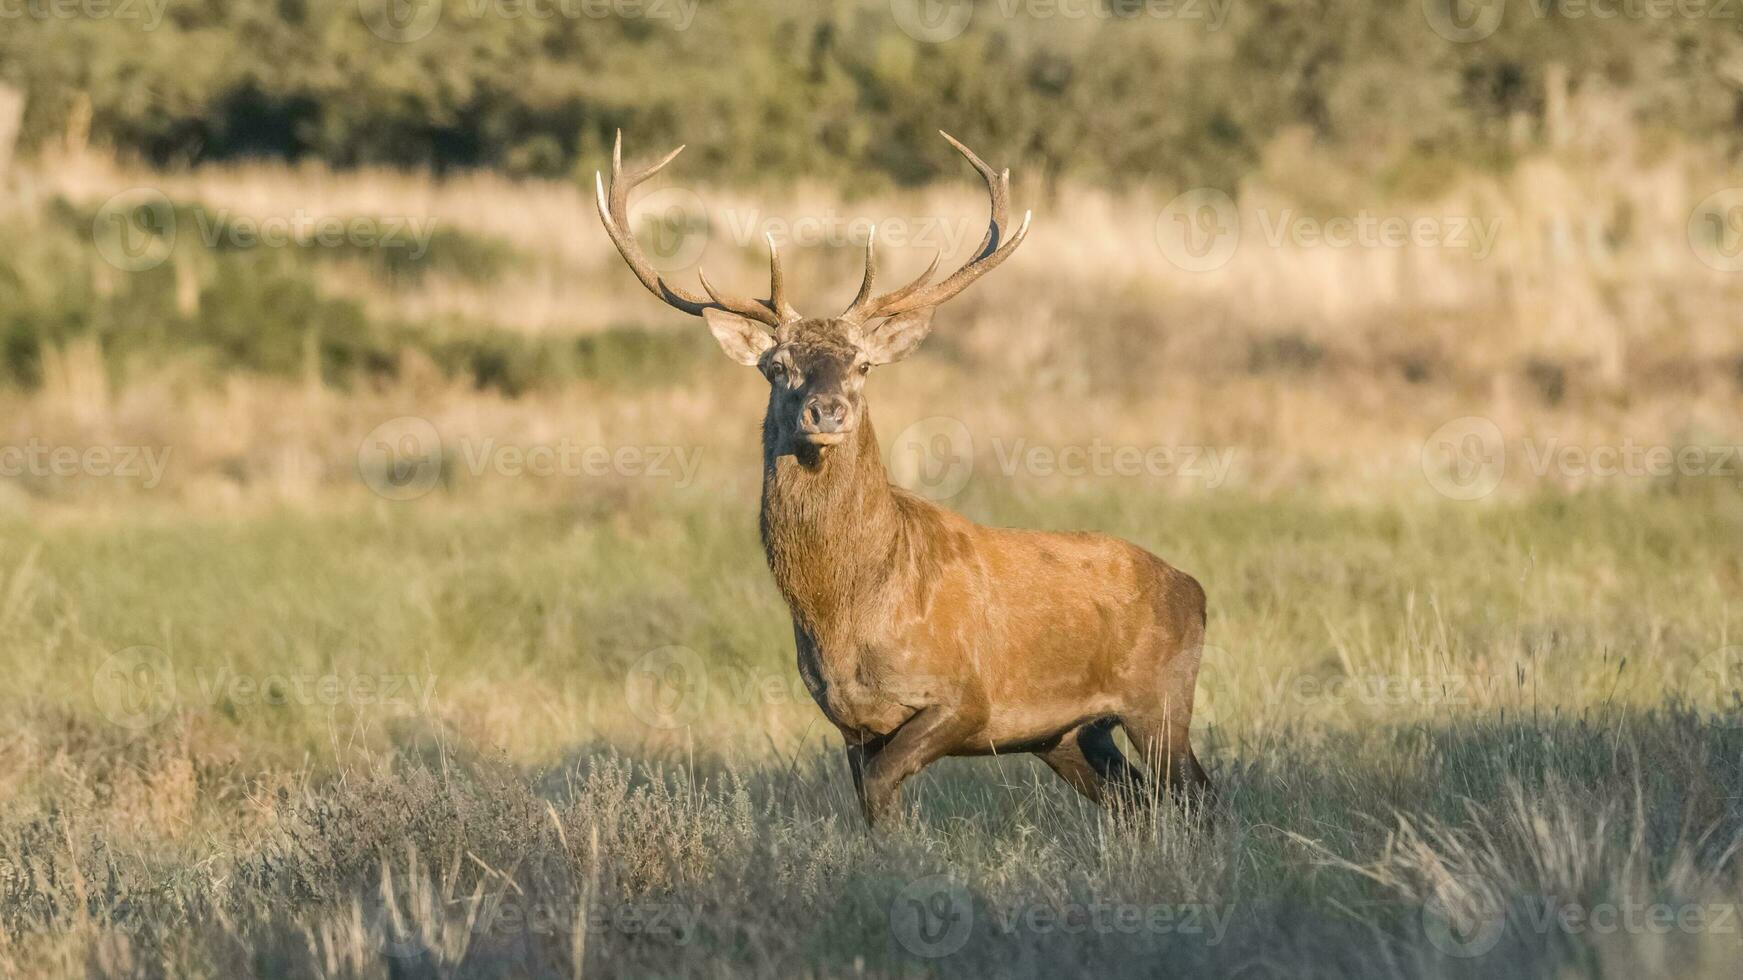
[{"xmin": 2, "ymin": 0, "xmax": 1740, "ymax": 188}]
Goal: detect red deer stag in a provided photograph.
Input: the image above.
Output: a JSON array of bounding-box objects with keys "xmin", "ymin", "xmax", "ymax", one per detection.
[{"xmin": 597, "ymin": 131, "xmax": 1212, "ymax": 827}]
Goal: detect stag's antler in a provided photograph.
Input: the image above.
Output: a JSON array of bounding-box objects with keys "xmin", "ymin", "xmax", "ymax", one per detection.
[
  {"xmin": 839, "ymin": 131, "xmax": 1032, "ymax": 323},
  {"xmin": 595, "ymin": 131, "xmax": 798, "ymax": 326}
]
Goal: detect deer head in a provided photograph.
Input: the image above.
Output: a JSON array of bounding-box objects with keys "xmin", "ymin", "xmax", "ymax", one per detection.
[{"xmin": 596, "ymin": 131, "xmax": 1030, "ymax": 457}]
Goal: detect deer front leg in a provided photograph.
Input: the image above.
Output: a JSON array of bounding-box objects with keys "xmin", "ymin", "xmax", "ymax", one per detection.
[
  {"xmin": 842, "ymin": 735, "xmax": 886, "ymax": 818},
  {"xmin": 858, "ymin": 704, "xmax": 984, "ymax": 828}
]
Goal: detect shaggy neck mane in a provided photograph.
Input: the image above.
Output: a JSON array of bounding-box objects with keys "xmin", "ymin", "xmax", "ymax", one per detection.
[{"xmin": 760, "ymin": 415, "xmax": 904, "ymax": 636}]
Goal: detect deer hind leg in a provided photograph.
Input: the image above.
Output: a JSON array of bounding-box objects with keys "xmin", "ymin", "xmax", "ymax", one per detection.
[
  {"xmin": 1038, "ymin": 717, "xmax": 1145, "ymax": 809},
  {"xmin": 1120, "ymin": 713, "xmax": 1214, "ymax": 818},
  {"xmin": 1037, "ymin": 730, "xmax": 1107, "ymax": 805},
  {"xmin": 858, "ymin": 704, "xmax": 984, "ymax": 829},
  {"xmin": 1078, "ymin": 716, "xmax": 1149, "ymax": 811}
]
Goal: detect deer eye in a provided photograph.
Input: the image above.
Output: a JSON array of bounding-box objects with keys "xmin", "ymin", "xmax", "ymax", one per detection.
[
  {"xmin": 857, "ymin": 362, "xmax": 870, "ymax": 375},
  {"xmin": 767, "ymin": 361, "xmax": 787, "ymax": 383}
]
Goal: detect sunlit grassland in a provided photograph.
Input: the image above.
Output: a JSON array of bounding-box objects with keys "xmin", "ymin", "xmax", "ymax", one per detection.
[
  {"xmin": 5, "ymin": 485, "xmax": 1740, "ymax": 773},
  {"xmin": 1, "ymin": 486, "xmax": 1741, "ymax": 977},
  {"xmin": 3, "ymin": 134, "xmax": 1743, "ymax": 975}
]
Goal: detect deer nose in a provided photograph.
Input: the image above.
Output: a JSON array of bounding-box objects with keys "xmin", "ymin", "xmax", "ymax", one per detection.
[{"xmin": 802, "ymin": 394, "xmax": 851, "ymax": 433}]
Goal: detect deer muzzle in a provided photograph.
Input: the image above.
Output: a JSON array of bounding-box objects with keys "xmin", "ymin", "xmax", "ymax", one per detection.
[{"xmin": 800, "ymin": 393, "xmax": 852, "ymax": 445}]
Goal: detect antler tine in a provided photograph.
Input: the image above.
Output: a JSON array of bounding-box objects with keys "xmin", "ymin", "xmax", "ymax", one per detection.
[
  {"xmin": 842, "ymin": 224, "xmax": 943, "ymax": 322},
  {"xmin": 767, "ymin": 234, "xmax": 800, "ymax": 322},
  {"xmin": 595, "ymin": 132, "xmax": 711, "ymax": 316},
  {"xmin": 698, "ymin": 234, "xmax": 798, "ymax": 322},
  {"xmin": 838, "ymin": 132, "xmax": 1029, "ymax": 322},
  {"xmin": 847, "ymin": 226, "xmax": 879, "ymax": 312},
  {"xmin": 596, "ymin": 130, "xmax": 795, "ymax": 327},
  {"xmin": 938, "ymin": 131, "xmax": 1010, "ymax": 261}
]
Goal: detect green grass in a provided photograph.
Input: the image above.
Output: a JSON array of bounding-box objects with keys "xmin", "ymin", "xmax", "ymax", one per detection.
[
  {"xmin": 0, "ymin": 200, "xmax": 710, "ymax": 396},
  {"xmin": 1, "ymin": 487, "xmax": 1741, "ymax": 975}
]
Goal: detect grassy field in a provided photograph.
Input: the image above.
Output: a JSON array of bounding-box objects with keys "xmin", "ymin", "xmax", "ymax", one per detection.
[
  {"xmin": 2, "ymin": 126, "xmax": 1743, "ymax": 976},
  {"xmin": 3, "ymin": 487, "xmax": 1742, "ymax": 976}
]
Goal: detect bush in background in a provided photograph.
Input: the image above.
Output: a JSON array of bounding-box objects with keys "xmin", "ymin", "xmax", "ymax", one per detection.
[{"xmin": 2, "ymin": 1, "xmax": 1739, "ymax": 189}]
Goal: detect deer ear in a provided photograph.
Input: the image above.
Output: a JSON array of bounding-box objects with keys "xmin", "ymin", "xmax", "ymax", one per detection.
[
  {"xmin": 864, "ymin": 308, "xmax": 936, "ymax": 365},
  {"xmin": 702, "ymin": 308, "xmax": 775, "ymax": 366}
]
